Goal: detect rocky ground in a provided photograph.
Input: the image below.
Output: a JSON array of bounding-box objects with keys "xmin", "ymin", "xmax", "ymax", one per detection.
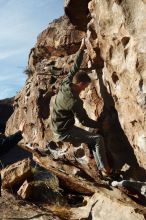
[
  {"xmin": 0, "ymin": 189, "xmax": 62, "ymax": 220},
  {"xmin": 0, "ymin": 147, "xmax": 70, "ymax": 220},
  {"xmin": 1, "ymin": 145, "xmax": 146, "ymax": 220}
]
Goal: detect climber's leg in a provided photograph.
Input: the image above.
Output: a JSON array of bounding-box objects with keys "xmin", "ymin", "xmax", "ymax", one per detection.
[{"xmin": 58, "ymin": 126, "xmax": 110, "ymax": 171}]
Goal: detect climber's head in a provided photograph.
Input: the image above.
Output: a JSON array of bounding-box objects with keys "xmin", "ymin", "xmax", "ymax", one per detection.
[{"xmin": 72, "ymin": 71, "xmax": 91, "ymax": 93}]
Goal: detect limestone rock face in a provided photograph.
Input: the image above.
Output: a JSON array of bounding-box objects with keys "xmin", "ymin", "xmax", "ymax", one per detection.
[
  {"xmin": 6, "ymin": 15, "xmax": 86, "ymax": 148},
  {"xmin": 86, "ymin": 0, "xmax": 146, "ymax": 169},
  {"xmin": 28, "ymin": 15, "xmax": 85, "ymax": 72}
]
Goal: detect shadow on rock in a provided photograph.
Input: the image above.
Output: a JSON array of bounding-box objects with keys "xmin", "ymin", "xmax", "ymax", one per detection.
[{"xmin": 96, "ymin": 70, "xmax": 146, "ymax": 181}]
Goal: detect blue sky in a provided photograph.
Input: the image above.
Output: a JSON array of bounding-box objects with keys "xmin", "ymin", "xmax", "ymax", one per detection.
[{"xmin": 0, "ymin": 0, "xmax": 64, "ymax": 99}]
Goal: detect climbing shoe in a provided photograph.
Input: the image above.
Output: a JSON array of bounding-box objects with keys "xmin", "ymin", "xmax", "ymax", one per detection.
[{"xmin": 99, "ymin": 169, "xmax": 123, "ymax": 182}]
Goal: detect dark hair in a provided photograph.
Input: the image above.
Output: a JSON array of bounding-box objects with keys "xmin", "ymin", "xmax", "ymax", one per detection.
[{"xmin": 73, "ymin": 70, "xmax": 91, "ymax": 84}]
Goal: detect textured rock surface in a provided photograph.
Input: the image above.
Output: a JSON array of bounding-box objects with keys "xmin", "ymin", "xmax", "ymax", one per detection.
[
  {"xmin": 1, "ymin": 158, "xmax": 32, "ymax": 188},
  {"xmin": 4, "ymin": 0, "xmax": 146, "ymax": 219},
  {"xmin": 86, "ymin": 0, "xmax": 146, "ymax": 170},
  {"xmin": 17, "ymin": 179, "xmax": 65, "ymax": 204},
  {"xmin": 6, "ymin": 15, "xmax": 86, "ymax": 148},
  {"xmin": 71, "ymin": 191, "xmax": 146, "ymax": 220}
]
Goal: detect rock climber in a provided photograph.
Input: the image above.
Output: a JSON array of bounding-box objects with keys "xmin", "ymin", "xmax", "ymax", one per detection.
[{"xmin": 50, "ymin": 38, "xmax": 115, "ymax": 180}]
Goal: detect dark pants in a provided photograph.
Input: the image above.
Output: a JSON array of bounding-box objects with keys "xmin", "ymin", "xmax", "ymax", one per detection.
[{"xmin": 56, "ymin": 126, "xmax": 109, "ymax": 170}]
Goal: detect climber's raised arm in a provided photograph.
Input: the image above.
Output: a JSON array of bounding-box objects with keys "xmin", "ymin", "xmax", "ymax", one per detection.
[{"xmin": 65, "ymin": 38, "xmax": 86, "ymax": 82}]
